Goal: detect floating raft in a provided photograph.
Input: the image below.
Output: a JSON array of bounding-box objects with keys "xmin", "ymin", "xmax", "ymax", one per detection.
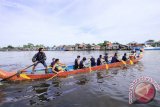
[{"xmin": 0, "ymin": 57, "xmax": 142, "ymax": 81}]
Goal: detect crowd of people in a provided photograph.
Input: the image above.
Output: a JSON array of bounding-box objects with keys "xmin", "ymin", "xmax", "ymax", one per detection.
[
  {"xmin": 31, "ymin": 48, "xmax": 143, "ymax": 74},
  {"xmin": 74, "ymin": 50, "xmax": 143, "ymax": 70}
]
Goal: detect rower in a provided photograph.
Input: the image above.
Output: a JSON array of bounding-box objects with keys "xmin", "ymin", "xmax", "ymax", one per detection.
[
  {"xmin": 52, "ymin": 59, "xmax": 66, "ymax": 74},
  {"xmin": 79, "ymin": 57, "xmax": 87, "ymax": 69},
  {"xmin": 74, "ymin": 55, "xmax": 81, "ymax": 69},
  {"xmin": 90, "ymin": 56, "xmax": 96, "ymax": 67},
  {"xmin": 50, "ymin": 58, "xmax": 55, "ymax": 67},
  {"xmin": 137, "ymin": 49, "xmax": 143, "ymax": 58},
  {"xmin": 129, "ymin": 50, "xmax": 136, "ymax": 60},
  {"xmin": 97, "ymin": 55, "xmax": 103, "ymax": 66},
  {"xmin": 111, "ymin": 53, "xmax": 120, "ymax": 63},
  {"xmin": 122, "ymin": 53, "xmax": 128, "ymax": 61},
  {"xmin": 104, "ymin": 53, "xmax": 109, "ymax": 64},
  {"xmin": 32, "ymin": 48, "xmax": 48, "ymax": 74}
]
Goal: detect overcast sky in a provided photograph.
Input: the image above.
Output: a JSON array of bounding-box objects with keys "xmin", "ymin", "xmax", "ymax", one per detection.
[{"xmin": 0, "ymin": 0, "xmax": 160, "ymax": 47}]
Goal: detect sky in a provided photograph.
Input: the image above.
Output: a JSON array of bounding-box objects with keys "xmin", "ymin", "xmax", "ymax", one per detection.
[{"xmin": 0, "ymin": 0, "xmax": 160, "ymax": 47}]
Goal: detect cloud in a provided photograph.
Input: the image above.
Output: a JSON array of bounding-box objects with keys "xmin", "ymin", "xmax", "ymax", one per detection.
[{"xmin": 0, "ymin": 0, "xmax": 160, "ymax": 47}]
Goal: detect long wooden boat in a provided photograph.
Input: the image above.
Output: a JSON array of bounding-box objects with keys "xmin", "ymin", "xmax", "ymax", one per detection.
[{"xmin": 0, "ymin": 56, "xmax": 142, "ymax": 81}]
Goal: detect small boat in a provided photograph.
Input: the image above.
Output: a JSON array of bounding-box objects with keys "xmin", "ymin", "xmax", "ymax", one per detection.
[
  {"xmin": 0, "ymin": 57, "xmax": 142, "ymax": 81},
  {"xmin": 144, "ymin": 45, "xmax": 160, "ymax": 50}
]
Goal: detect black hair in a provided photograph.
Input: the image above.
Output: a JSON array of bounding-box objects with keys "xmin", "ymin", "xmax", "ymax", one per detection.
[
  {"xmin": 83, "ymin": 57, "xmax": 86, "ymax": 61},
  {"xmin": 131, "ymin": 50, "xmax": 133, "ymax": 53},
  {"xmin": 114, "ymin": 53, "xmax": 117, "ymax": 56},
  {"xmin": 105, "ymin": 53, "xmax": 108, "ymax": 55},
  {"xmin": 99, "ymin": 55, "xmax": 102, "ymax": 58},
  {"xmin": 55, "ymin": 59, "xmax": 59, "ymax": 63},
  {"xmin": 77, "ymin": 55, "xmax": 80, "ymax": 58},
  {"xmin": 39, "ymin": 48, "xmax": 43, "ymax": 52},
  {"xmin": 124, "ymin": 53, "xmax": 127, "ymax": 56}
]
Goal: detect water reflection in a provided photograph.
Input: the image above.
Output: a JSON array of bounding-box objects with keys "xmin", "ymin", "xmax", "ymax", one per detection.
[
  {"xmin": 29, "ymin": 80, "xmax": 63, "ymax": 106},
  {"xmin": 0, "ymin": 91, "xmax": 4, "ymax": 104},
  {"xmin": 52, "ymin": 78, "xmax": 61, "ymax": 87},
  {"xmin": 96, "ymin": 72, "xmax": 104, "ymax": 83},
  {"xmin": 75, "ymin": 75, "xmax": 89, "ymax": 85},
  {"xmin": 32, "ymin": 83, "xmax": 50, "ymax": 105}
]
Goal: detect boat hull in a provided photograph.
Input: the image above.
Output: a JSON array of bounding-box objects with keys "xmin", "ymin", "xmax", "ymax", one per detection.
[
  {"xmin": 0, "ymin": 57, "xmax": 142, "ymax": 81},
  {"xmin": 144, "ymin": 47, "xmax": 160, "ymax": 50}
]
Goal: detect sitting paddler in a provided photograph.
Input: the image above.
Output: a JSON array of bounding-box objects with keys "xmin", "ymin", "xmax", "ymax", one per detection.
[
  {"xmin": 74, "ymin": 55, "xmax": 81, "ymax": 69},
  {"xmin": 122, "ymin": 53, "xmax": 128, "ymax": 61},
  {"xmin": 111, "ymin": 53, "xmax": 120, "ymax": 63},
  {"xmin": 79, "ymin": 57, "xmax": 87, "ymax": 69},
  {"xmin": 129, "ymin": 50, "xmax": 136, "ymax": 60},
  {"xmin": 90, "ymin": 56, "xmax": 96, "ymax": 67},
  {"xmin": 52, "ymin": 59, "xmax": 66, "ymax": 74},
  {"xmin": 137, "ymin": 49, "xmax": 143, "ymax": 58},
  {"xmin": 104, "ymin": 53, "xmax": 109, "ymax": 64},
  {"xmin": 97, "ymin": 55, "xmax": 103, "ymax": 66},
  {"xmin": 50, "ymin": 58, "xmax": 55, "ymax": 67},
  {"xmin": 32, "ymin": 48, "xmax": 48, "ymax": 74}
]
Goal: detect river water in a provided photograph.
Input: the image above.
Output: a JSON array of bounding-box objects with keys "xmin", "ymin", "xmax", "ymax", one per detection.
[{"xmin": 0, "ymin": 51, "xmax": 160, "ymax": 107}]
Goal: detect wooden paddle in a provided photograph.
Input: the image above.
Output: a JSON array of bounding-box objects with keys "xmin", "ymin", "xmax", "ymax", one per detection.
[
  {"xmin": 0, "ymin": 61, "xmax": 40, "ymax": 82},
  {"xmin": 46, "ymin": 65, "xmax": 67, "ymax": 81},
  {"xmin": 46, "ymin": 71, "xmax": 64, "ymax": 81}
]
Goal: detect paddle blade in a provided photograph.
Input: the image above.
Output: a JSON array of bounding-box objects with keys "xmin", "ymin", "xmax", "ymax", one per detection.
[{"xmin": 20, "ymin": 74, "xmax": 31, "ymax": 79}]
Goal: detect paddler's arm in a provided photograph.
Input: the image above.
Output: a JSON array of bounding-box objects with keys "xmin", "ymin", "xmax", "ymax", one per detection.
[
  {"xmin": 52, "ymin": 65, "xmax": 58, "ymax": 74},
  {"xmin": 59, "ymin": 62, "xmax": 66, "ymax": 67}
]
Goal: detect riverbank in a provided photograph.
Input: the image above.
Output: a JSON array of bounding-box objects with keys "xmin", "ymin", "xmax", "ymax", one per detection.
[{"xmin": 0, "ymin": 48, "xmax": 132, "ymax": 52}]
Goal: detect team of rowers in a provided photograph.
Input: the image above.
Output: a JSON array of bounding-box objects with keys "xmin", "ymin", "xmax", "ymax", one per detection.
[{"xmin": 31, "ymin": 48, "xmax": 143, "ymax": 74}]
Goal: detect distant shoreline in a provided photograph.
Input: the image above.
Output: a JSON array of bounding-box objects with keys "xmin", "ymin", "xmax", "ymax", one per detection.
[{"xmin": 0, "ymin": 49, "xmax": 132, "ymax": 52}]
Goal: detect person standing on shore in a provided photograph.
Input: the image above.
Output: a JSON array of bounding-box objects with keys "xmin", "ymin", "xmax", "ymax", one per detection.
[
  {"xmin": 32, "ymin": 48, "xmax": 48, "ymax": 74},
  {"xmin": 74, "ymin": 55, "xmax": 81, "ymax": 69}
]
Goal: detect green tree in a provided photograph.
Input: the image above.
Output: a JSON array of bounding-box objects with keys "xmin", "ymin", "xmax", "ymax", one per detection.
[
  {"xmin": 86, "ymin": 44, "xmax": 92, "ymax": 50},
  {"xmin": 103, "ymin": 41, "xmax": 110, "ymax": 50},
  {"xmin": 146, "ymin": 40, "xmax": 155, "ymax": 42},
  {"xmin": 27, "ymin": 43, "xmax": 34, "ymax": 48},
  {"xmin": 7, "ymin": 45, "xmax": 14, "ymax": 49}
]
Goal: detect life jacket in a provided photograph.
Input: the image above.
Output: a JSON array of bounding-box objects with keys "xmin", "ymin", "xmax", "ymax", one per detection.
[
  {"xmin": 111, "ymin": 56, "xmax": 119, "ymax": 63},
  {"xmin": 91, "ymin": 58, "xmax": 96, "ymax": 66},
  {"xmin": 79, "ymin": 60, "xmax": 84, "ymax": 69},
  {"xmin": 74, "ymin": 59, "xmax": 79, "ymax": 69},
  {"xmin": 122, "ymin": 56, "xmax": 127, "ymax": 61},
  {"xmin": 54, "ymin": 63, "xmax": 63, "ymax": 72},
  {"xmin": 32, "ymin": 52, "xmax": 46, "ymax": 62},
  {"xmin": 104, "ymin": 55, "xmax": 108, "ymax": 63},
  {"xmin": 97, "ymin": 58, "xmax": 101, "ymax": 66},
  {"xmin": 50, "ymin": 61, "xmax": 55, "ymax": 67}
]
